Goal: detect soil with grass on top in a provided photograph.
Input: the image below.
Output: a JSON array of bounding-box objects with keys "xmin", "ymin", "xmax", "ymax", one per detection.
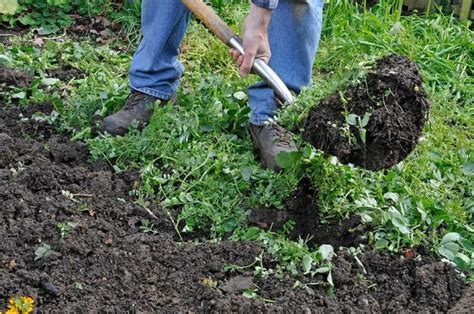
[
  {"xmin": 0, "ymin": 64, "xmax": 84, "ymax": 91},
  {"xmin": 249, "ymin": 179, "xmax": 369, "ymax": 249},
  {"xmin": 303, "ymin": 55, "xmax": 430, "ymax": 170},
  {"xmin": 0, "ymin": 103, "xmax": 469, "ymax": 312}
]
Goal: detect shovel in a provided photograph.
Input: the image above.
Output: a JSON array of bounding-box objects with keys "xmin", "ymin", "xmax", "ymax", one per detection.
[{"xmin": 181, "ymin": 0, "xmax": 295, "ymax": 105}]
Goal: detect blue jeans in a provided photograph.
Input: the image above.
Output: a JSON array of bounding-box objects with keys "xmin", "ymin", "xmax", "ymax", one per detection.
[{"xmin": 130, "ymin": 0, "xmax": 323, "ymax": 126}]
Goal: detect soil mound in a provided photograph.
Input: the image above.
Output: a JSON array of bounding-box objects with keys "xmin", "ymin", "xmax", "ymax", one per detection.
[
  {"xmin": 256, "ymin": 250, "xmax": 466, "ymax": 313},
  {"xmin": 0, "ymin": 104, "xmax": 468, "ymax": 312},
  {"xmin": 303, "ymin": 55, "xmax": 429, "ymax": 170}
]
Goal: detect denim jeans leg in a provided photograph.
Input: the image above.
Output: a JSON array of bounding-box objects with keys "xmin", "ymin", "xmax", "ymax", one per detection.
[
  {"xmin": 129, "ymin": 0, "xmax": 190, "ymax": 100},
  {"xmin": 248, "ymin": 0, "xmax": 324, "ymax": 125}
]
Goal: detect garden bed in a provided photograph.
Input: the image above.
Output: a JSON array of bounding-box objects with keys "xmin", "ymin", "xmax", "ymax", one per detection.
[{"xmin": 0, "ymin": 102, "xmax": 469, "ymax": 312}]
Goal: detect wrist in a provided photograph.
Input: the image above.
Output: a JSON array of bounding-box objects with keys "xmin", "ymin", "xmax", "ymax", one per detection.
[
  {"xmin": 251, "ymin": 0, "xmax": 278, "ymax": 10},
  {"xmin": 249, "ymin": 3, "xmax": 272, "ymax": 26}
]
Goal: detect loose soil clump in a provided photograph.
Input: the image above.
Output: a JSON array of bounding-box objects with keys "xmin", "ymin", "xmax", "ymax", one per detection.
[
  {"xmin": 68, "ymin": 15, "xmax": 119, "ymax": 43},
  {"xmin": 47, "ymin": 65, "xmax": 85, "ymax": 82},
  {"xmin": 0, "ymin": 66, "xmax": 32, "ymax": 88},
  {"xmin": 0, "ymin": 104, "xmax": 468, "ymax": 312},
  {"xmin": 303, "ymin": 55, "xmax": 429, "ymax": 170}
]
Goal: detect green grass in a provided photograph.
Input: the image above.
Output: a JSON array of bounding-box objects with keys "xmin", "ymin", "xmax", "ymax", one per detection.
[{"xmin": 0, "ymin": 0, "xmax": 472, "ymax": 279}]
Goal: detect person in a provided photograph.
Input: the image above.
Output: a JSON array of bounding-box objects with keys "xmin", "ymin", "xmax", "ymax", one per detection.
[{"xmin": 103, "ymin": 0, "xmax": 323, "ymax": 171}]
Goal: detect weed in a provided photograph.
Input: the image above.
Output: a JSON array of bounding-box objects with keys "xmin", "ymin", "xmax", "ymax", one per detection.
[
  {"xmin": 34, "ymin": 243, "xmax": 52, "ymax": 261},
  {"xmin": 139, "ymin": 219, "xmax": 158, "ymax": 234},
  {"xmin": 57, "ymin": 221, "xmax": 78, "ymax": 239},
  {"xmin": 1, "ymin": 0, "xmax": 111, "ymax": 35},
  {"xmin": 346, "ymin": 112, "xmax": 371, "ymax": 144},
  {"xmin": 4, "ymin": 296, "xmax": 35, "ymax": 314},
  {"xmin": 242, "ymin": 287, "xmax": 258, "ymax": 299}
]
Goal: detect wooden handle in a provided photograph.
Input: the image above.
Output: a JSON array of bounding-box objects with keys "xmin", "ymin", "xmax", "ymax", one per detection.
[{"xmin": 182, "ymin": 0, "xmax": 236, "ymax": 44}]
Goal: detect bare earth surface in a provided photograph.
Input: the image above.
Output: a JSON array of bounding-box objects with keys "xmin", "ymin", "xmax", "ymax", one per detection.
[{"xmin": 0, "ymin": 66, "xmax": 470, "ymax": 312}]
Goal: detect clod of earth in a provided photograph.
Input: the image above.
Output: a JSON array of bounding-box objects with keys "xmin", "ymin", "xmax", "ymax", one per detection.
[
  {"xmin": 0, "ymin": 104, "xmax": 469, "ymax": 311},
  {"xmin": 67, "ymin": 15, "xmax": 120, "ymax": 43},
  {"xmin": 0, "ymin": 66, "xmax": 32, "ymax": 88},
  {"xmin": 46, "ymin": 65, "xmax": 86, "ymax": 82},
  {"xmin": 302, "ymin": 55, "xmax": 430, "ymax": 170}
]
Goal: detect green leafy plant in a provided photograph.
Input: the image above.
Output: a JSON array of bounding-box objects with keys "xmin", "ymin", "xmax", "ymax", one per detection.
[
  {"xmin": 0, "ymin": 0, "xmax": 18, "ymax": 15},
  {"xmin": 346, "ymin": 112, "xmax": 371, "ymax": 144},
  {"xmin": 34, "ymin": 243, "xmax": 52, "ymax": 261},
  {"xmin": 139, "ymin": 219, "xmax": 158, "ymax": 234},
  {"xmin": 57, "ymin": 221, "xmax": 78, "ymax": 239},
  {"xmin": 301, "ymin": 245, "xmax": 335, "ymax": 286},
  {"xmin": 1, "ymin": 0, "xmax": 110, "ymax": 35},
  {"xmin": 438, "ymin": 232, "xmax": 473, "ymax": 271}
]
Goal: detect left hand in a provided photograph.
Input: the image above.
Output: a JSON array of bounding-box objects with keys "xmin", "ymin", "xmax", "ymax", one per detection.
[{"xmin": 229, "ymin": 4, "xmax": 273, "ymax": 78}]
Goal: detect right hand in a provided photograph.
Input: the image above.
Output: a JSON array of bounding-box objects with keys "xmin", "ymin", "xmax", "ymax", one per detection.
[{"xmin": 229, "ymin": 4, "xmax": 273, "ymax": 78}]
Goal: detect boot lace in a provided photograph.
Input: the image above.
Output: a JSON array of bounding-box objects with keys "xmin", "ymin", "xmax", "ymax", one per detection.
[
  {"xmin": 123, "ymin": 92, "xmax": 153, "ymax": 110},
  {"xmin": 268, "ymin": 124, "xmax": 293, "ymax": 147}
]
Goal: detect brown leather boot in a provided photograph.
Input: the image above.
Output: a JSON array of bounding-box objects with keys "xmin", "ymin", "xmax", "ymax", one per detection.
[
  {"xmin": 249, "ymin": 123, "xmax": 298, "ymax": 172},
  {"xmin": 102, "ymin": 91, "xmax": 176, "ymax": 136}
]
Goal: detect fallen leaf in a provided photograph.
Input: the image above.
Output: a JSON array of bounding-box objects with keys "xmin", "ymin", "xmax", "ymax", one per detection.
[{"xmin": 32, "ymin": 36, "xmax": 44, "ymax": 47}]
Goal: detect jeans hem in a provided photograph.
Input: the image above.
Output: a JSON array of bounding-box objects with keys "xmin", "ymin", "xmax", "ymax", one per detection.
[
  {"xmin": 130, "ymin": 85, "xmax": 175, "ymax": 100},
  {"xmin": 250, "ymin": 117, "xmax": 272, "ymax": 126}
]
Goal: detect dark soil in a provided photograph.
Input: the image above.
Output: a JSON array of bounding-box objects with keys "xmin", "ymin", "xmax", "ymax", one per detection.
[
  {"xmin": 0, "ymin": 103, "xmax": 468, "ymax": 312},
  {"xmin": 0, "ymin": 66, "xmax": 32, "ymax": 88},
  {"xmin": 303, "ymin": 55, "xmax": 430, "ymax": 170},
  {"xmin": 47, "ymin": 65, "xmax": 85, "ymax": 82},
  {"xmin": 68, "ymin": 15, "xmax": 119, "ymax": 43},
  {"xmin": 0, "ymin": 23, "xmax": 28, "ymax": 45},
  {"xmin": 449, "ymin": 282, "xmax": 474, "ymax": 313},
  {"xmin": 255, "ymin": 250, "xmax": 467, "ymax": 313},
  {"xmin": 249, "ymin": 179, "xmax": 369, "ymax": 249},
  {"xmin": 352, "ymin": 0, "xmax": 379, "ymax": 8}
]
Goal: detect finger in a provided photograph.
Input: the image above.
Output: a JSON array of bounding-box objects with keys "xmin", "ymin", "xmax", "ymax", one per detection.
[
  {"xmin": 258, "ymin": 53, "xmax": 271, "ymax": 64},
  {"xmin": 232, "ymin": 50, "xmax": 241, "ymax": 62},
  {"xmin": 237, "ymin": 55, "xmax": 244, "ymax": 67},
  {"xmin": 240, "ymin": 50, "xmax": 256, "ymax": 77}
]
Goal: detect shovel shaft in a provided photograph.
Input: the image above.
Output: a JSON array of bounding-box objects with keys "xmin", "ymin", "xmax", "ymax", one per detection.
[{"xmin": 181, "ymin": 0, "xmax": 236, "ymax": 44}]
